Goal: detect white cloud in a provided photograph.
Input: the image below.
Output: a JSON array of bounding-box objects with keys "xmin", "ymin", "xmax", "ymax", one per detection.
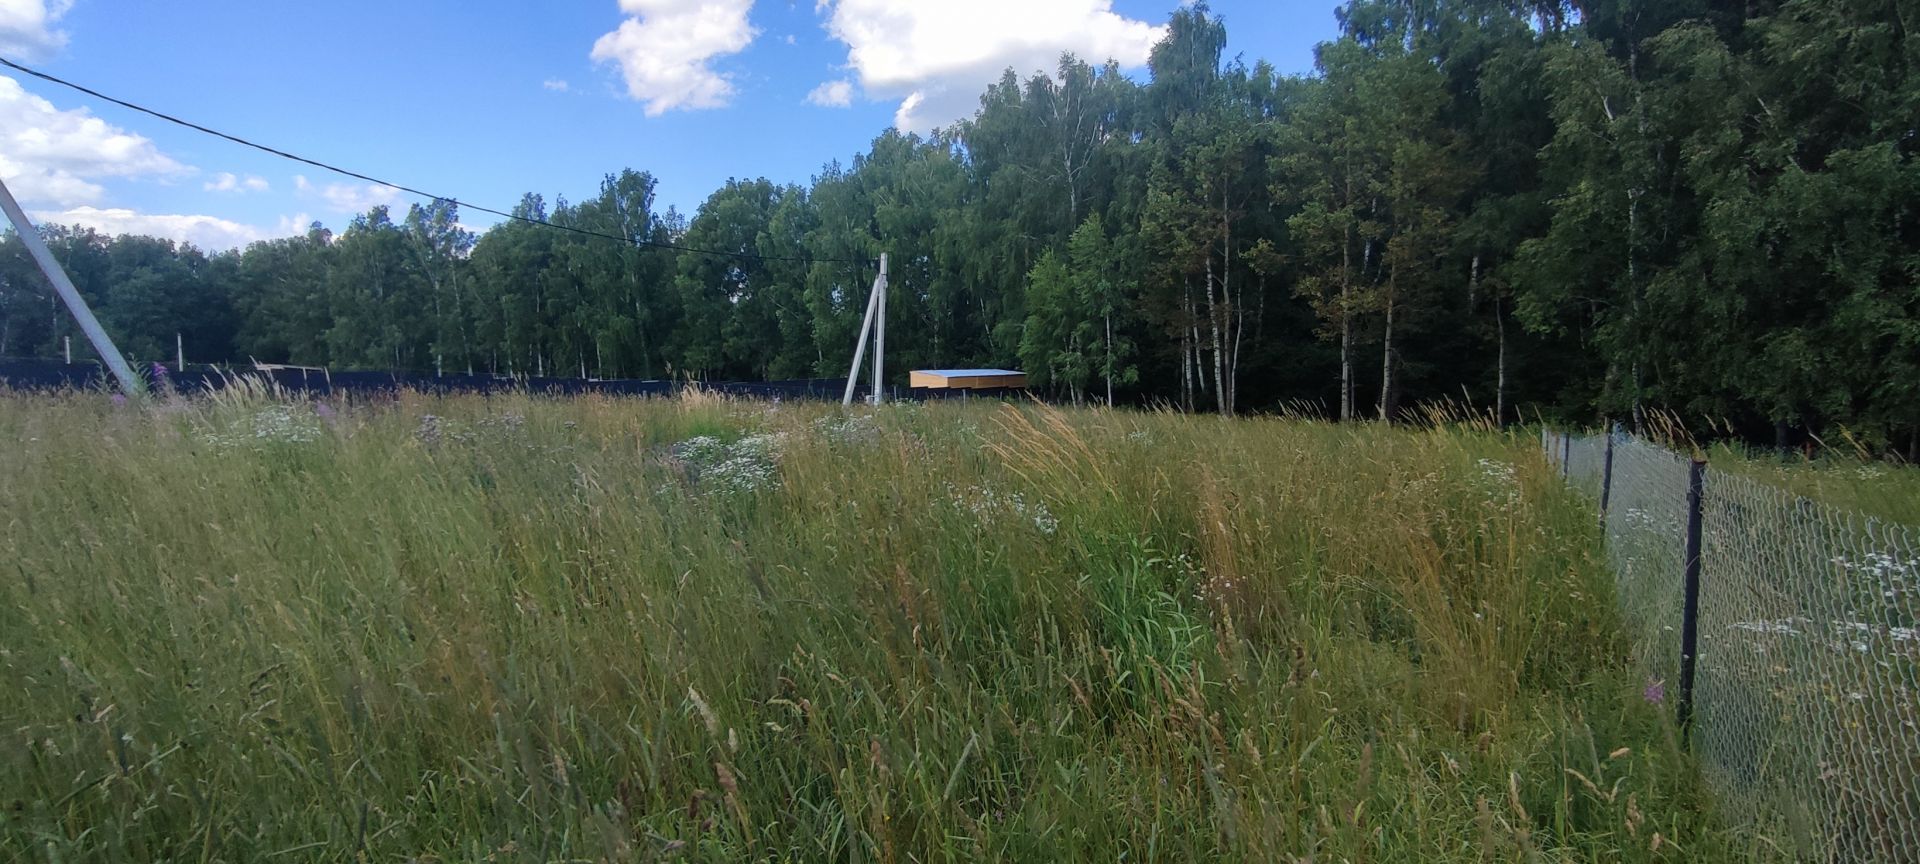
[
  {"xmin": 274, "ymin": 212, "xmax": 317, "ymax": 236},
  {"xmin": 816, "ymin": 0, "xmax": 1163, "ymax": 131},
  {"xmin": 31, "ymin": 205, "xmax": 290, "ymax": 252},
  {"xmin": 0, "ymin": 75, "xmax": 186, "ymax": 208},
  {"xmin": 205, "ymin": 172, "xmax": 269, "ymax": 193},
  {"xmin": 805, "ymin": 78, "xmax": 853, "ymax": 108},
  {"xmin": 543, "ymin": 78, "xmax": 570, "ymax": 92},
  {"xmin": 294, "ymin": 174, "xmax": 406, "ymax": 214},
  {"xmin": 784, "ymin": 34, "xmax": 795, "ymax": 45},
  {"xmin": 591, "ymin": 0, "xmax": 758, "ymax": 116},
  {"xmin": 0, "ymin": 0, "xmax": 73, "ymax": 59}
]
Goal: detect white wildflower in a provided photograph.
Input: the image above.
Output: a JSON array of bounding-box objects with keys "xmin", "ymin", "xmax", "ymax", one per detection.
[
  {"xmin": 668, "ymin": 433, "xmax": 782, "ymax": 495},
  {"xmin": 200, "ymin": 404, "xmax": 323, "ymax": 450},
  {"xmin": 947, "ymin": 482, "xmax": 1059, "ymax": 535},
  {"xmin": 1472, "ymin": 458, "xmax": 1521, "ymax": 508},
  {"xmin": 813, "ymin": 414, "xmax": 881, "ymax": 446}
]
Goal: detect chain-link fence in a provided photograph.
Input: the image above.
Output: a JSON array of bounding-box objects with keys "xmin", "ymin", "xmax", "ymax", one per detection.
[{"xmin": 1546, "ymin": 429, "xmax": 1919, "ymax": 861}]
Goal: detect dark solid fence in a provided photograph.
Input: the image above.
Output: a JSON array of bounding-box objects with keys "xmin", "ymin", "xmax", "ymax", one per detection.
[
  {"xmin": 1545, "ymin": 427, "xmax": 1919, "ymax": 861},
  {"xmin": 0, "ymin": 358, "xmax": 1024, "ymax": 404}
]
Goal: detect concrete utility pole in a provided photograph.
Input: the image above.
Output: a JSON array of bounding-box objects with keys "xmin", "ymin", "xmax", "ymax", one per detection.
[
  {"xmin": 0, "ymin": 175, "xmax": 142, "ymax": 394},
  {"xmin": 841, "ymin": 253, "xmax": 889, "ymax": 406},
  {"xmin": 873, "ymin": 253, "xmax": 887, "ymax": 405}
]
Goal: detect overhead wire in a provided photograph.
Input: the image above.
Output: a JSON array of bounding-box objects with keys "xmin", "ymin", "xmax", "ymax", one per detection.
[{"xmin": 0, "ymin": 55, "xmax": 873, "ymax": 268}]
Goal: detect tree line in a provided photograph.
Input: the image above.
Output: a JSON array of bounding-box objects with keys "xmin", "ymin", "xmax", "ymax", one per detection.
[{"xmin": 1, "ymin": 0, "xmax": 1914, "ymax": 455}]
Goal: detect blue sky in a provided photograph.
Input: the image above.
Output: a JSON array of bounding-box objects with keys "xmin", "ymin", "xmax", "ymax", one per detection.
[{"xmin": 0, "ymin": 0, "xmax": 1341, "ymax": 250}]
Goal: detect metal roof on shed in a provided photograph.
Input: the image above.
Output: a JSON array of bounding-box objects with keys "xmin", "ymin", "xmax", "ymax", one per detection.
[{"xmin": 914, "ymin": 369, "xmax": 1024, "ymax": 377}]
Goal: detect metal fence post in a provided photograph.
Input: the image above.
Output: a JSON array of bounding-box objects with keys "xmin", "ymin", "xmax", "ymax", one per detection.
[
  {"xmin": 1562, "ymin": 432, "xmax": 1573, "ymax": 479},
  {"xmin": 1677, "ymin": 457, "xmax": 1707, "ymax": 742},
  {"xmin": 1600, "ymin": 427, "xmax": 1616, "ymax": 516}
]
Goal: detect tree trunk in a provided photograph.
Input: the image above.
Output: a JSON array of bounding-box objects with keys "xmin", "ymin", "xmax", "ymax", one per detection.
[
  {"xmin": 1193, "ymin": 321, "xmax": 1205, "ymax": 399},
  {"xmin": 1219, "ymin": 190, "xmax": 1236, "ymax": 416},
  {"xmin": 455, "ymin": 270, "xmax": 471, "ymax": 373},
  {"xmin": 1189, "ymin": 284, "xmax": 1207, "ymax": 406},
  {"xmin": 1104, "ymin": 311, "xmax": 1114, "ymax": 408},
  {"xmin": 1627, "ymin": 43, "xmax": 1649, "ymax": 435},
  {"xmin": 1496, "ymin": 296, "xmax": 1508, "ymax": 427},
  {"xmin": 1057, "ymin": 87, "xmax": 1083, "ymax": 227},
  {"xmin": 1379, "ymin": 291, "xmax": 1395, "ymax": 423},
  {"xmin": 1181, "ymin": 330, "xmax": 1191, "ymax": 412},
  {"xmin": 1180, "ymin": 287, "xmax": 1195, "ymax": 413},
  {"xmin": 634, "ymin": 298, "xmax": 653, "ymax": 379},
  {"xmin": 1629, "ymin": 190, "xmax": 1645, "ymax": 431},
  {"xmin": 1355, "ymin": 236, "xmax": 1378, "ymax": 421},
  {"xmin": 1205, "ymin": 252, "xmax": 1225, "ymax": 416},
  {"xmin": 1338, "ymin": 226, "xmax": 1354, "ymax": 422},
  {"xmin": 1340, "ymin": 310, "xmax": 1353, "ymax": 423},
  {"xmin": 1234, "ymin": 275, "xmax": 1255, "ymax": 415},
  {"xmin": 1064, "ymin": 149, "xmax": 1079, "ymax": 228}
]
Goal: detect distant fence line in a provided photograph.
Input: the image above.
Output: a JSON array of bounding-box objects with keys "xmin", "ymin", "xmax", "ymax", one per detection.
[
  {"xmin": 0, "ymin": 357, "xmax": 1019, "ymax": 403},
  {"xmin": 1545, "ymin": 428, "xmax": 1918, "ymax": 861}
]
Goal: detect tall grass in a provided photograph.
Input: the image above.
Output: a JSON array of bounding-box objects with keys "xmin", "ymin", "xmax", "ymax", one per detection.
[
  {"xmin": 0, "ymin": 389, "xmax": 1781, "ymax": 860},
  {"xmin": 1698, "ymin": 442, "xmax": 1920, "ymax": 526},
  {"xmin": 1611, "ymin": 410, "xmax": 1920, "ymax": 524}
]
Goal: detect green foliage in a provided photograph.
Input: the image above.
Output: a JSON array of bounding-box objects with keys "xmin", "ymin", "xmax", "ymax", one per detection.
[
  {"xmin": 2, "ymin": 0, "xmax": 1914, "ymax": 452},
  {"xmin": 1019, "ymin": 216, "xmax": 1138, "ymax": 405},
  {"xmin": 1019, "ymin": 249, "xmax": 1085, "ymax": 395}
]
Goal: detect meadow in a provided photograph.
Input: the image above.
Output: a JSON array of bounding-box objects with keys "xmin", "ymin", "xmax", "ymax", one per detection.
[
  {"xmin": 1700, "ymin": 441, "xmax": 1920, "ymax": 527},
  {"xmin": 0, "ymin": 388, "xmax": 1787, "ymax": 861}
]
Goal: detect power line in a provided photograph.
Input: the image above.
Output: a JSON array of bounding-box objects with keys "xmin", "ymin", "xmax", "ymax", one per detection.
[{"xmin": 0, "ymin": 56, "xmax": 872, "ymax": 268}]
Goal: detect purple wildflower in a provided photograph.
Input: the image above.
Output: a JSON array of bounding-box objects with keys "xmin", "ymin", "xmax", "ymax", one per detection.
[
  {"xmin": 147, "ymin": 362, "xmax": 176, "ymax": 396},
  {"xmin": 110, "ymin": 393, "xmax": 128, "ymax": 406},
  {"xmin": 314, "ymin": 402, "xmax": 338, "ymax": 424},
  {"xmin": 1643, "ymin": 678, "xmax": 1665, "ymax": 705}
]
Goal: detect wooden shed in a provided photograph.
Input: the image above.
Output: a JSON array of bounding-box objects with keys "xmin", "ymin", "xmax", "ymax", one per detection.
[{"xmin": 908, "ymin": 369, "xmax": 1028, "ymax": 390}]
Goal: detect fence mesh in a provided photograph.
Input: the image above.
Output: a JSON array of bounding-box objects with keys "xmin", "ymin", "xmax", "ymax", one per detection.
[
  {"xmin": 1549, "ymin": 430, "xmax": 1694, "ymax": 687},
  {"xmin": 1547, "ymin": 429, "xmax": 1920, "ymax": 860},
  {"xmin": 1566, "ymin": 430, "xmax": 1610, "ymax": 501}
]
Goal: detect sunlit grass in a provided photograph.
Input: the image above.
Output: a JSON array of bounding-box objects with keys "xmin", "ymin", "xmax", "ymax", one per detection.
[
  {"xmin": 1619, "ymin": 411, "xmax": 1920, "ymax": 524},
  {"xmin": 0, "ymin": 388, "xmax": 1784, "ymax": 860},
  {"xmin": 1699, "ymin": 441, "xmax": 1920, "ymax": 526}
]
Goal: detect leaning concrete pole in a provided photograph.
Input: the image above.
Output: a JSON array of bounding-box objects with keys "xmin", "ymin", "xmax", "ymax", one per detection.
[
  {"xmin": 0, "ymin": 175, "xmax": 143, "ymax": 395},
  {"xmin": 842, "ymin": 266, "xmax": 882, "ymax": 406}
]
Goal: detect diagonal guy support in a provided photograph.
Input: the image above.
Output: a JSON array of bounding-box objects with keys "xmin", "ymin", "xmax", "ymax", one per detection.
[
  {"xmin": 0, "ymin": 175, "xmax": 143, "ymax": 395},
  {"xmin": 842, "ymin": 253, "xmax": 889, "ymax": 407}
]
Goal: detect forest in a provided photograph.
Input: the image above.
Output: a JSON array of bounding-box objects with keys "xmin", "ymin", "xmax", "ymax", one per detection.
[{"xmin": 1, "ymin": 0, "xmax": 1914, "ymax": 454}]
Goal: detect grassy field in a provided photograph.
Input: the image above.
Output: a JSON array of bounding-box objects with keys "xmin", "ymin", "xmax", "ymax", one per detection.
[
  {"xmin": 1699, "ymin": 441, "xmax": 1920, "ymax": 526},
  {"xmin": 0, "ymin": 389, "xmax": 1784, "ymax": 861},
  {"xmin": 1625, "ymin": 414, "xmax": 1920, "ymax": 524}
]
